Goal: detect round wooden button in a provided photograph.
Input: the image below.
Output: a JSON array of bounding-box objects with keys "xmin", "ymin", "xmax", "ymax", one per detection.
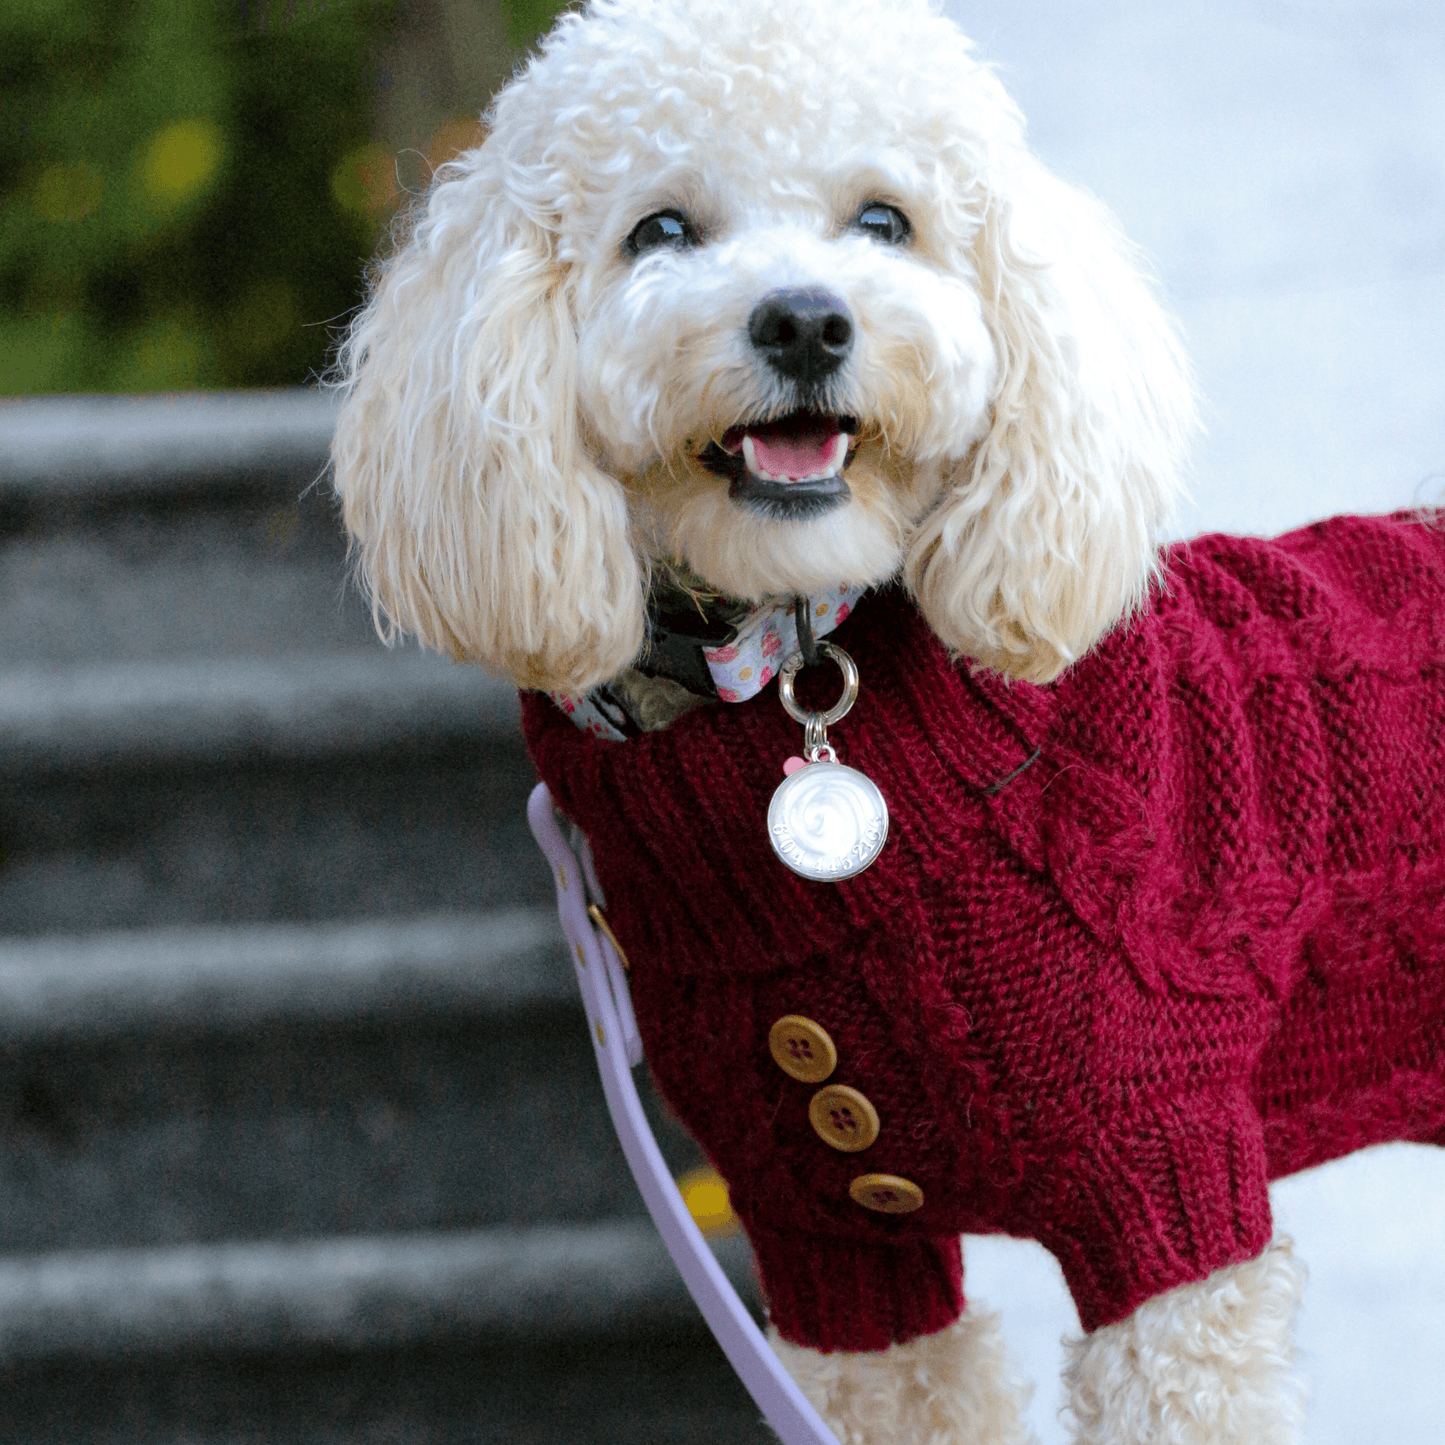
[
  {"xmin": 807, "ymin": 1084, "xmax": 880, "ymax": 1152},
  {"xmin": 768, "ymin": 1016, "xmax": 837, "ymax": 1084},
  {"xmin": 849, "ymin": 1174, "xmax": 924, "ymax": 1214}
]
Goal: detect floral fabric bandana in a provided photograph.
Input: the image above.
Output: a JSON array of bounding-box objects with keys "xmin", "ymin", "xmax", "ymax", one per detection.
[{"xmin": 552, "ymin": 584, "xmax": 865, "ymax": 742}]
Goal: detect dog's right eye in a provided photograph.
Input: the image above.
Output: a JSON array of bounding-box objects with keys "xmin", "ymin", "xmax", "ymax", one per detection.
[
  {"xmin": 626, "ymin": 209, "xmax": 698, "ymax": 257},
  {"xmin": 854, "ymin": 203, "xmax": 911, "ymax": 246}
]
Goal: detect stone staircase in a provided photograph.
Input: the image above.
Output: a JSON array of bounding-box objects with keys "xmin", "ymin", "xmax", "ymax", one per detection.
[{"xmin": 0, "ymin": 391, "xmax": 767, "ymax": 1443}]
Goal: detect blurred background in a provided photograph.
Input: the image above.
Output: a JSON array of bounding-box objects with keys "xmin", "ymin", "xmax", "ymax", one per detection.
[
  {"xmin": 1, "ymin": 2, "xmax": 1442, "ymax": 1443},
  {"xmin": 0, "ymin": 0, "xmax": 561, "ymax": 396}
]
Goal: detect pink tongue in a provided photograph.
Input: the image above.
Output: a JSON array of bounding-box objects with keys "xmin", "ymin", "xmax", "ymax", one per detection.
[{"xmin": 750, "ymin": 431, "xmax": 838, "ymax": 480}]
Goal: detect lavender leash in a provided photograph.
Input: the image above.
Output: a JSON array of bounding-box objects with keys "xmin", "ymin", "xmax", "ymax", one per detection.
[{"xmin": 527, "ymin": 783, "xmax": 840, "ymax": 1445}]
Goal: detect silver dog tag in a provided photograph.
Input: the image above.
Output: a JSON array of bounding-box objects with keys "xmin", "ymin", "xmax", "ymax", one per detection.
[
  {"xmin": 770, "ymin": 636, "xmax": 889, "ymax": 881},
  {"xmin": 768, "ymin": 759, "xmax": 889, "ymax": 881}
]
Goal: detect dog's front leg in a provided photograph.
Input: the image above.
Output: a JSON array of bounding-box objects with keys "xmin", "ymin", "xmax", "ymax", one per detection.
[
  {"xmin": 769, "ymin": 1304, "xmax": 1038, "ymax": 1445},
  {"xmin": 1063, "ymin": 1238, "xmax": 1306, "ymax": 1445}
]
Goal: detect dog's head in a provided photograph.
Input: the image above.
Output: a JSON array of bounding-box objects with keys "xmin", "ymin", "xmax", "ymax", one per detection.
[{"xmin": 332, "ymin": 0, "xmax": 1195, "ymax": 692}]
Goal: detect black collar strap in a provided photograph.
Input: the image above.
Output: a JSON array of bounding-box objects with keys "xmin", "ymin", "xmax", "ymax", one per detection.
[
  {"xmin": 549, "ymin": 583, "xmax": 869, "ymax": 741},
  {"xmin": 635, "ymin": 581, "xmax": 754, "ymax": 698},
  {"xmin": 636, "ymin": 585, "xmax": 831, "ymax": 697}
]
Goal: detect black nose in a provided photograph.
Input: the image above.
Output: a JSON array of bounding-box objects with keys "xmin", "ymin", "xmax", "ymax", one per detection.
[{"xmin": 747, "ymin": 288, "xmax": 854, "ymax": 383}]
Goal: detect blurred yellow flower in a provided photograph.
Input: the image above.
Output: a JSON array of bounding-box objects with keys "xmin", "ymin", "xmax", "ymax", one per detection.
[
  {"xmin": 140, "ymin": 118, "xmax": 224, "ymax": 209},
  {"xmin": 34, "ymin": 162, "xmax": 104, "ymax": 224},
  {"xmin": 677, "ymin": 1166, "xmax": 739, "ymax": 1235}
]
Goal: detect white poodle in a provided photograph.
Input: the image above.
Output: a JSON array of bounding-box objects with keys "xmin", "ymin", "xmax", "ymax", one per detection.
[{"xmin": 331, "ymin": 2, "xmax": 1444, "ymax": 1442}]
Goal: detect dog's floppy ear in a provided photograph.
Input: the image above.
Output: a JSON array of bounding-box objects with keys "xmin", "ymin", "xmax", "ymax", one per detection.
[
  {"xmin": 331, "ymin": 147, "xmax": 645, "ymax": 694},
  {"xmin": 906, "ymin": 155, "xmax": 1195, "ymax": 683}
]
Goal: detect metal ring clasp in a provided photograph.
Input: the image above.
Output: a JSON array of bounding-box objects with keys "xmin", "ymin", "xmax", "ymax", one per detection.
[{"xmin": 778, "ymin": 640, "xmax": 859, "ymax": 728}]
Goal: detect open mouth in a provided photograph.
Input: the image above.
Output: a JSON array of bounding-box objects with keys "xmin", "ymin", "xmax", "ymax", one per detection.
[{"xmin": 699, "ymin": 410, "xmax": 858, "ymax": 519}]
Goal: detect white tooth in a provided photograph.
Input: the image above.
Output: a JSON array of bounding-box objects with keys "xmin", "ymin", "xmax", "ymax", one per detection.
[{"xmin": 742, "ymin": 435, "xmax": 759, "ymax": 474}]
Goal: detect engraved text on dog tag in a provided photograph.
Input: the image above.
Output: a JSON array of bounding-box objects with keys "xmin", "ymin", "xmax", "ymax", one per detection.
[{"xmin": 768, "ymin": 758, "xmax": 889, "ymax": 881}]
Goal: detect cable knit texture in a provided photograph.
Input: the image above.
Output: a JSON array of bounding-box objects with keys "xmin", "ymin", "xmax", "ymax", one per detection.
[{"xmin": 523, "ymin": 513, "xmax": 1445, "ymax": 1351}]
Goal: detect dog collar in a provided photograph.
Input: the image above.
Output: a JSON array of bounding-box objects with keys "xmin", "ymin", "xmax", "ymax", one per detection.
[{"xmin": 551, "ymin": 583, "xmax": 866, "ymax": 741}]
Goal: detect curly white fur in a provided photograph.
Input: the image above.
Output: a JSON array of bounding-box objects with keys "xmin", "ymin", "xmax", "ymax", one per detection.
[
  {"xmin": 328, "ymin": 6, "xmax": 1295, "ymax": 1443},
  {"xmin": 331, "ymin": 0, "xmax": 1195, "ymax": 692},
  {"xmin": 771, "ymin": 1305, "xmax": 1038, "ymax": 1445},
  {"xmin": 1064, "ymin": 1241, "xmax": 1307, "ymax": 1445}
]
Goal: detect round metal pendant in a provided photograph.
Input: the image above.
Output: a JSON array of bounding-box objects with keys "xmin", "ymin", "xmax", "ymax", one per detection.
[{"xmin": 767, "ymin": 760, "xmax": 889, "ymax": 882}]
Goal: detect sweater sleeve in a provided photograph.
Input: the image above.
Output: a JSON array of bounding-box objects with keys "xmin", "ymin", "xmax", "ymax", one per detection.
[
  {"xmin": 1026, "ymin": 1085, "xmax": 1275, "ymax": 1334},
  {"xmin": 745, "ymin": 1225, "xmax": 965, "ymax": 1353}
]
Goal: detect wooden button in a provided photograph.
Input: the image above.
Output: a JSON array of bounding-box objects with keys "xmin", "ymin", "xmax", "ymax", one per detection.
[
  {"xmin": 808, "ymin": 1084, "xmax": 879, "ymax": 1152},
  {"xmin": 768, "ymin": 1016, "xmax": 837, "ymax": 1083},
  {"xmin": 849, "ymin": 1174, "xmax": 924, "ymax": 1214}
]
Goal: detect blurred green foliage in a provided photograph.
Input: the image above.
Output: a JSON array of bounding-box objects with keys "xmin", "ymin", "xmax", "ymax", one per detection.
[
  {"xmin": 0, "ymin": 0, "xmax": 569, "ymax": 396},
  {"xmin": 0, "ymin": 0, "xmax": 400, "ymax": 394},
  {"xmin": 504, "ymin": 0, "xmax": 568, "ymax": 48}
]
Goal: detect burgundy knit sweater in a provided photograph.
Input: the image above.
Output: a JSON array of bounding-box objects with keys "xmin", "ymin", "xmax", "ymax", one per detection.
[{"xmin": 523, "ymin": 512, "xmax": 1445, "ymax": 1351}]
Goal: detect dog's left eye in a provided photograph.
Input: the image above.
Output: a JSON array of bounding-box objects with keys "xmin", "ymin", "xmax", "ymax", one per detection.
[
  {"xmin": 626, "ymin": 209, "xmax": 699, "ymax": 257},
  {"xmin": 854, "ymin": 203, "xmax": 911, "ymax": 246}
]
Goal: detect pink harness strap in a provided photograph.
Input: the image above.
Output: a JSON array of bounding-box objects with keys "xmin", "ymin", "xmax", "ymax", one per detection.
[{"xmin": 527, "ymin": 782, "xmax": 839, "ymax": 1445}]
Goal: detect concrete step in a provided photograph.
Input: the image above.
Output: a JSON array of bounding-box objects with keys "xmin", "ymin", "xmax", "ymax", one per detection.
[
  {"xmin": 0, "ymin": 913, "xmax": 703, "ymax": 1255},
  {"xmin": 0, "ymin": 391, "xmax": 750, "ymax": 1442},
  {"xmin": 0, "ymin": 388, "xmax": 543, "ymax": 940},
  {"xmin": 0, "ymin": 912, "xmax": 753, "ymax": 1441},
  {"xmin": 0, "ymin": 651, "xmax": 519, "ymax": 774},
  {"xmin": 0, "ymin": 1227, "xmax": 768, "ymax": 1445},
  {"xmin": 0, "ymin": 391, "xmax": 335, "ymax": 501},
  {"xmin": 0, "ymin": 909, "xmax": 569, "ymax": 1042},
  {"xmin": 0, "ymin": 1220, "xmax": 757, "ymax": 1362},
  {"xmin": 0, "ymin": 392, "xmax": 364, "ymax": 674},
  {"xmin": 4, "ymin": 1335, "xmax": 771, "ymax": 1445},
  {"xmin": 0, "ymin": 725, "xmax": 546, "ymax": 937}
]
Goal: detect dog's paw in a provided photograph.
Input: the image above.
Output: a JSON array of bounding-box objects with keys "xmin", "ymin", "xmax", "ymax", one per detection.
[
  {"xmin": 770, "ymin": 1305, "xmax": 1038, "ymax": 1445},
  {"xmin": 1063, "ymin": 1238, "xmax": 1307, "ymax": 1445}
]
